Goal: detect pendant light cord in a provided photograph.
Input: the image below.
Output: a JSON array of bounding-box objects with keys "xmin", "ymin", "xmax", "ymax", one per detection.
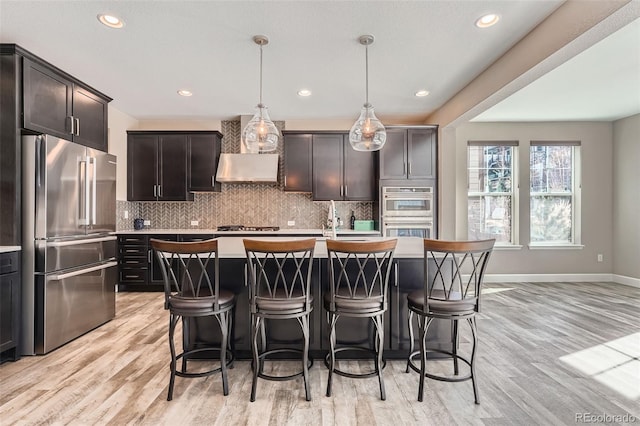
[
  {"xmin": 365, "ymin": 43, "xmax": 369, "ymax": 106},
  {"xmin": 259, "ymin": 43, "xmax": 263, "ymax": 106}
]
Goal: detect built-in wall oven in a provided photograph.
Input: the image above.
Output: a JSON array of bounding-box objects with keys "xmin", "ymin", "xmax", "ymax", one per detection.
[{"xmin": 381, "ymin": 186, "xmax": 435, "ymax": 238}]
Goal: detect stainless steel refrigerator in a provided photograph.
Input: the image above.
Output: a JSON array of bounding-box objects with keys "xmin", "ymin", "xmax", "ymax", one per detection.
[{"xmin": 22, "ymin": 135, "xmax": 117, "ymax": 355}]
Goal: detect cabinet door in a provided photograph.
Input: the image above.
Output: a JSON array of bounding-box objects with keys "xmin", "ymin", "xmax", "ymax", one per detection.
[
  {"xmin": 283, "ymin": 133, "xmax": 312, "ymax": 192},
  {"xmin": 379, "ymin": 128, "xmax": 408, "ymax": 179},
  {"xmin": 72, "ymin": 85, "xmax": 108, "ymax": 151},
  {"xmin": 312, "ymin": 134, "xmax": 343, "ymax": 201},
  {"xmin": 188, "ymin": 133, "xmax": 221, "ymax": 192},
  {"xmin": 22, "ymin": 58, "xmax": 72, "ymax": 140},
  {"xmin": 127, "ymin": 134, "xmax": 158, "ymax": 201},
  {"xmin": 407, "ymin": 128, "xmax": 436, "ymax": 180},
  {"xmin": 343, "ymin": 137, "xmax": 376, "ymax": 201},
  {"xmin": 158, "ymin": 134, "xmax": 191, "ymax": 201},
  {"xmin": 391, "ymin": 259, "xmax": 451, "ymax": 352}
]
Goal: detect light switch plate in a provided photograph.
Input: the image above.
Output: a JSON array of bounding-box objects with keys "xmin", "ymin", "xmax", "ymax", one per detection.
[
  {"xmin": 287, "ymin": 220, "xmax": 295, "ymax": 226},
  {"xmin": 124, "ymin": 210, "xmax": 129, "ymax": 219},
  {"xmin": 190, "ymin": 220, "xmax": 199, "ymax": 226},
  {"xmin": 143, "ymin": 220, "xmax": 151, "ymax": 226}
]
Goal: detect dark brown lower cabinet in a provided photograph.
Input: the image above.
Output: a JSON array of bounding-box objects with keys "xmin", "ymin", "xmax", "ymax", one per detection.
[
  {"xmin": 180, "ymin": 256, "xmax": 450, "ymax": 360},
  {"xmin": 0, "ymin": 251, "xmax": 21, "ymax": 363}
]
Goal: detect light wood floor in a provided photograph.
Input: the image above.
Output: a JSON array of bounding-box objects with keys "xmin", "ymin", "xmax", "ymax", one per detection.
[{"xmin": 1, "ymin": 281, "xmax": 638, "ymax": 425}]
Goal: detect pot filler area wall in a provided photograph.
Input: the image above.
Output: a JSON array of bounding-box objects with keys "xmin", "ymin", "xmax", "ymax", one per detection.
[{"xmin": 116, "ymin": 120, "xmax": 374, "ymax": 231}]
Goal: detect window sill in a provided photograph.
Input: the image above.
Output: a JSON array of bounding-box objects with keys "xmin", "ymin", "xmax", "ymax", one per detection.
[
  {"xmin": 528, "ymin": 244, "xmax": 584, "ymax": 250},
  {"xmin": 494, "ymin": 244, "xmax": 523, "ymax": 251}
]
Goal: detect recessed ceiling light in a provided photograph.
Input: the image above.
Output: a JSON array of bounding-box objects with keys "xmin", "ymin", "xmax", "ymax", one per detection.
[
  {"xmin": 97, "ymin": 14, "xmax": 125, "ymax": 29},
  {"xmin": 297, "ymin": 89, "xmax": 312, "ymax": 97},
  {"xmin": 475, "ymin": 13, "xmax": 500, "ymax": 28},
  {"xmin": 177, "ymin": 90, "xmax": 193, "ymax": 97},
  {"xmin": 415, "ymin": 90, "xmax": 430, "ymax": 97}
]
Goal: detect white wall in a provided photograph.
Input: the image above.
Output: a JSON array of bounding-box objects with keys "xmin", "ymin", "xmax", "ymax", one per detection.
[
  {"xmin": 612, "ymin": 114, "xmax": 640, "ymax": 280},
  {"xmin": 107, "ymin": 105, "xmax": 138, "ymax": 201},
  {"xmin": 444, "ymin": 121, "xmax": 613, "ymax": 275}
]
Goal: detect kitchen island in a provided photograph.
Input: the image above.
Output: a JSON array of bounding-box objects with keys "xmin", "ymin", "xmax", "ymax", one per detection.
[{"xmin": 115, "ymin": 231, "xmax": 447, "ymax": 359}]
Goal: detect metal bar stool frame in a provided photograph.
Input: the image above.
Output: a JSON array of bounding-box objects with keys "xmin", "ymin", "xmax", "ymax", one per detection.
[
  {"xmin": 405, "ymin": 238, "xmax": 494, "ymax": 404},
  {"xmin": 324, "ymin": 239, "xmax": 397, "ymax": 400},
  {"xmin": 243, "ymin": 238, "xmax": 317, "ymax": 402},
  {"xmin": 151, "ymin": 238, "xmax": 236, "ymax": 401}
]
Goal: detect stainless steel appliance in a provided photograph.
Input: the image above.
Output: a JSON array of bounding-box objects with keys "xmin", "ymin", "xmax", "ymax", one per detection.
[
  {"xmin": 22, "ymin": 135, "xmax": 117, "ymax": 355},
  {"xmin": 381, "ymin": 186, "xmax": 435, "ymax": 238},
  {"xmin": 381, "ymin": 186, "xmax": 433, "ymax": 217}
]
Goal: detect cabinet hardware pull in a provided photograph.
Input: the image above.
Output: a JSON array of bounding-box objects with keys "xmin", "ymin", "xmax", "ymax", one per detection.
[
  {"xmin": 148, "ymin": 250, "xmax": 152, "ymax": 264},
  {"xmin": 212, "ymin": 176, "xmax": 215, "ymax": 187},
  {"xmin": 158, "ymin": 185, "xmax": 162, "ymax": 197},
  {"xmin": 403, "ymin": 162, "xmax": 406, "ymax": 175},
  {"xmin": 153, "ymin": 185, "xmax": 157, "ymax": 197},
  {"xmin": 345, "ymin": 185, "xmax": 348, "ymax": 197},
  {"xmin": 284, "ymin": 176, "xmax": 287, "ymax": 187},
  {"xmin": 125, "ymin": 275, "xmax": 139, "ymax": 279},
  {"xmin": 340, "ymin": 185, "xmax": 343, "ymax": 197},
  {"xmin": 409, "ymin": 162, "xmax": 412, "ymax": 176},
  {"xmin": 244, "ymin": 263, "xmax": 248, "ymax": 287},
  {"xmin": 75, "ymin": 118, "xmax": 80, "ymax": 136},
  {"xmin": 394, "ymin": 262, "xmax": 399, "ymax": 287},
  {"xmin": 68, "ymin": 116, "xmax": 75, "ymax": 135}
]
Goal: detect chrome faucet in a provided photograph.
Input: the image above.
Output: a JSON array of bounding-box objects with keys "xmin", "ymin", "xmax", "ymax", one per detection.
[{"xmin": 329, "ymin": 200, "xmax": 337, "ymax": 239}]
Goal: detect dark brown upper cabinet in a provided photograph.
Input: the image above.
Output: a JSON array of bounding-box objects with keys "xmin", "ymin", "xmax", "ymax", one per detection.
[
  {"xmin": 283, "ymin": 132, "xmax": 313, "ymax": 192},
  {"xmin": 22, "ymin": 55, "xmax": 110, "ymax": 151},
  {"xmin": 312, "ymin": 133, "xmax": 376, "ymax": 201},
  {"xmin": 379, "ymin": 127, "xmax": 437, "ymax": 180},
  {"xmin": 188, "ymin": 132, "xmax": 222, "ymax": 192},
  {"xmin": 127, "ymin": 132, "xmax": 193, "ymax": 201}
]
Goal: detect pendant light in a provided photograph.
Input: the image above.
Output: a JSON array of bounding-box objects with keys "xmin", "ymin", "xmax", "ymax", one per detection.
[
  {"xmin": 349, "ymin": 35, "xmax": 386, "ymax": 151},
  {"xmin": 242, "ymin": 35, "xmax": 280, "ymax": 153}
]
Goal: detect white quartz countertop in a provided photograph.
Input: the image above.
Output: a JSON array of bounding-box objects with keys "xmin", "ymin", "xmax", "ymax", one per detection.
[
  {"xmin": 213, "ymin": 236, "xmax": 424, "ymax": 258},
  {"xmin": 0, "ymin": 246, "xmax": 21, "ymax": 253},
  {"xmin": 116, "ymin": 228, "xmax": 380, "ymax": 236}
]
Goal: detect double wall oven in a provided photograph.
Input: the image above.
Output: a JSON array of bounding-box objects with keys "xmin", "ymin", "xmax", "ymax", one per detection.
[{"xmin": 381, "ymin": 186, "xmax": 435, "ymax": 238}]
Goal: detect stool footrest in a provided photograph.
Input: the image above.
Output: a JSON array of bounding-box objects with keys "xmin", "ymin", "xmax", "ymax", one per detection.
[
  {"xmin": 325, "ymin": 346, "xmax": 386, "ymax": 379},
  {"xmin": 406, "ymin": 349, "xmax": 472, "ymax": 382},
  {"xmin": 174, "ymin": 347, "xmax": 234, "ymax": 379},
  {"xmin": 255, "ymin": 348, "xmax": 313, "ymax": 382}
]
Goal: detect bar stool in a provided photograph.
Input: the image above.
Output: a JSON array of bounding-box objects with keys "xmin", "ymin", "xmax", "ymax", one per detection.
[
  {"xmin": 150, "ymin": 238, "xmax": 236, "ymax": 401},
  {"xmin": 243, "ymin": 238, "xmax": 316, "ymax": 402},
  {"xmin": 406, "ymin": 238, "xmax": 494, "ymax": 403},
  {"xmin": 324, "ymin": 239, "xmax": 397, "ymax": 400}
]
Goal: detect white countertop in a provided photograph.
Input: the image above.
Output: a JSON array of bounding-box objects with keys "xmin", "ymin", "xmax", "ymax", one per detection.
[
  {"xmin": 209, "ymin": 236, "xmax": 422, "ymax": 258},
  {"xmin": 0, "ymin": 246, "xmax": 21, "ymax": 253},
  {"xmin": 116, "ymin": 228, "xmax": 380, "ymax": 236}
]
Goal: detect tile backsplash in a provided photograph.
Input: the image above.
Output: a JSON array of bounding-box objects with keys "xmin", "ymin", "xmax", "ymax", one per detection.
[{"xmin": 116, "ymin": 120, "xmax": 374, "ymax": 230}]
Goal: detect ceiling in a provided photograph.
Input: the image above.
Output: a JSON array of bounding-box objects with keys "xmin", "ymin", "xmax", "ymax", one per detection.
[{"xmin": 0, "ymin": 1, "xmax": 637, "ymax": 124}]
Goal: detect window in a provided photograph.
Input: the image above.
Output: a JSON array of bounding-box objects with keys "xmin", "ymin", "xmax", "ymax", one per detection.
[
  {"xmin": 467, "ymin": 141, "xmax": 518, "ymax": 244},
  {"xmin": 530, "ymin": 141, "xmax": 581, "ymax": 245}
]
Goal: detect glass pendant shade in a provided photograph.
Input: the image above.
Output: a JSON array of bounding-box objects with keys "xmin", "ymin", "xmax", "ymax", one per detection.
[
  {"xmin": 242, "ymin": 104, "xmax": 279, "ymax": 153},
  {"xmin": 242, "ymin": 35, "xmax": 279, "ymax": 153},
  {"xmin": 349, "ymin": 35, "xmax": 386, "ymax": 152},
  {"xmin": 349, "ymin": 103, "xmax": 386, "ymax": 151}
]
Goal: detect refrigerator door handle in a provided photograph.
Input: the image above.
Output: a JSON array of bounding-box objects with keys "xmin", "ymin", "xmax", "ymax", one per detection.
[
  {"xmin": 47, "ymin": 235, "xmax": 116, "ymax": 247},
  {"xmin": 90, "ymin": 156, "xmax": 97, "ymax": 225},
  {"xmin": 78, "ymin": 157, "xmax": 89, "ymax": 225},
  {"xmin": 49, "ymin": 261, "xmax": 118, "ymax": 281}
]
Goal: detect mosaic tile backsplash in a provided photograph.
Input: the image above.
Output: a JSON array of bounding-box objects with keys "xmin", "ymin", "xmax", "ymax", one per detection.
[{"xmin": 116, "ymin": 120, "xmax": 374, "ymax": 230}]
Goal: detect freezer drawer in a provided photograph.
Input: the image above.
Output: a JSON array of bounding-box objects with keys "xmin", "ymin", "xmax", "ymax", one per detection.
[
  {"xmin": 35, "ymin": 261, "xmax": 117, "ymax": 354},
  {"xmin": 38, "ymin": 235, "xmax": 116, "ymax": 274}
]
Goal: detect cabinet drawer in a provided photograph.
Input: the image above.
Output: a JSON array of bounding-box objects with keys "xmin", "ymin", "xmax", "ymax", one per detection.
[
  {"xmin": 0, "ymin": 252, "xmax": 19, "ymax": 275},
  {"xmin": 119, "ymin": 257, "xmax": 148, "ymax": 268},
  {"xmin": 118, "ymin": 235, "xmax": 147, "ymax": 245},
  {"xmin": 118, "ymin": 245, "xmax": 148, "ymax": 257},
  {"xmin": 119, "ymin": 269, "xmax": 148, "ymax": 283}
]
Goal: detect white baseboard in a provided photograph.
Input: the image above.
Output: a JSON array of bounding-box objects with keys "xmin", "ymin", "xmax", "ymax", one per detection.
[
  {"xmin": 483, "ymin": 273, "xmax": 614, "ymax": 283},
  {"xmin": 612, "ymin": 274, "xmax": 640, "ymax": 288}
]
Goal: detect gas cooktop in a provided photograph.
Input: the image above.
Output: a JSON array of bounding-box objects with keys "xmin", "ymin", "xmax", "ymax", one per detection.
[{"xmin": 216, "ymin": 225, "xmax": 280, "ymax": 232}]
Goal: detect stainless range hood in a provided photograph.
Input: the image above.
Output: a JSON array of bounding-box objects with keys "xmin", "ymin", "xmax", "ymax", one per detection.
[{"xmin": 216, "ymin": 153, "xmax": 279, "ymax": 183}]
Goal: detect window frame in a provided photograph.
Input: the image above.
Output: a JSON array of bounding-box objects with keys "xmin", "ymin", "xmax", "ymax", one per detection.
[
  {"xmin": 528, "ymin": 141, "xmax": 582, "ymax": 247},
  {"xmin": 467, "ymin": 141, "xmax": 519, "ymax": 246}
]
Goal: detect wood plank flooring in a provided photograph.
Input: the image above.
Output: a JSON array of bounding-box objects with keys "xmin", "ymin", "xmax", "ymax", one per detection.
[{"xmin": 1, "ymin": 281, "xmax": 638, "ymax": 425}]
